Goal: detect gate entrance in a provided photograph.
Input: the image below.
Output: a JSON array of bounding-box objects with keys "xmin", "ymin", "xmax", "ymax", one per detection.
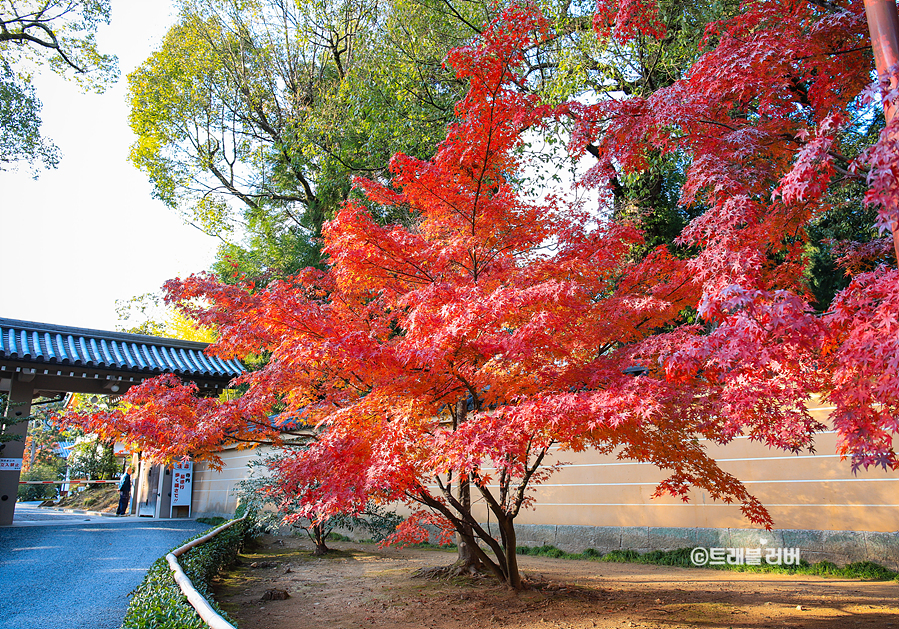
[{"xmin": 0, "ymin": 317, "xmax": 243, "ymax": 525}]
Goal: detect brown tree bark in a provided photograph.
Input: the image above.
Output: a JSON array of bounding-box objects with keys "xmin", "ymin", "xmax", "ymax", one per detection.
[{"xmin": 311, "ymin": 522, "xmax": 330, "ymax": 556}]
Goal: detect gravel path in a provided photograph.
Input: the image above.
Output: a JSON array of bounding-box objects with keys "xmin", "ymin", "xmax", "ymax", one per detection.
[{"xmin": 0, "ymin": 503, "xmax": 207, "ymax": 629}]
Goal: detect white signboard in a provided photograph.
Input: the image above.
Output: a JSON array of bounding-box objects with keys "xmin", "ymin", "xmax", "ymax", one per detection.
[
  {"xmin": 170, "ymin": 460, "xmax": 193, "ymax": 509},
  {"xmin": 0, "ymin": 458, "xmax": 22, "ymax": 471}
]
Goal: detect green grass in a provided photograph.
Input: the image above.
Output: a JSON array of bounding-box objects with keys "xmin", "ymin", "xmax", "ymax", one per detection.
[
  {"xmin": 405, "ymin": 541, "xmax": 458, "ymax": 550},
  {"xmin": 515, "ymin": 544, "xmax": 899, "ymax": 582},
  {"xmin": 325, "ymin": 532, "xmax": 352, "ymax": 542},
  {"xmin": 196, "ymin": 516, "xmax": 228, "ymax": 526}
]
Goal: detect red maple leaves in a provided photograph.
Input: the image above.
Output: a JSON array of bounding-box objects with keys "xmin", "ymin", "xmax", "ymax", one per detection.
[{"xmin": 574, "ymin": 0, "xmax": 898, "ymax": 473}]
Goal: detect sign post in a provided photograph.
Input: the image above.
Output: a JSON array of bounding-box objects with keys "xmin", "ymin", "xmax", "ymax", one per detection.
[{"xmin": 170, "ymin": 460, "xmax": 193, "ymax": 518}]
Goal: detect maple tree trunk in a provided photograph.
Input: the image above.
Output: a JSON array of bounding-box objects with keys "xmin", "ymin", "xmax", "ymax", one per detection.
[
  {"xmin": 425, "ymin": 395, "xmax": 524, "ymax": 588},
  {"xmin": 454, "ymin": 478, "xmax": 484, "ymax": 572},
  {"xmin": 311, "ymin": 522, "xmax": 329, "ymax": 556},
  {"xmin": 415, "ymin": 487, "xmax": 518, "ymax": 586},
  {"xmin": 451, "ymin": 398, "xmax": 484, "ymax": 573},
  {"xmin": 455, "ymin": 480, "xmax": 484, "ymax": 573},
  {"xmin": 497, "ymin": 516, "xmax": 522, "ymax": 591},
  {"xmin": 453, "ymin": 498, "xmax": 523, "ymax": 588}
]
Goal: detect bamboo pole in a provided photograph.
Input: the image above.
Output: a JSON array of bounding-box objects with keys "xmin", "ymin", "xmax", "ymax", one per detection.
[{"xmin": 165, "ymin": 512, "xmax": 249, "ymax": 629}]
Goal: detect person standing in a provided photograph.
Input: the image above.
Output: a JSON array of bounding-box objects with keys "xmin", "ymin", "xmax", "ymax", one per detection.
[{"xmin": 116, "ymin": 466, "xmax": 133, "ymax": 516}]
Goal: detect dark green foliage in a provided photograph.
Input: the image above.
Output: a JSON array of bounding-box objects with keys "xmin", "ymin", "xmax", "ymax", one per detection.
[
  {"xmin": 406, "ymin": 541, "xmax": 458, "ymax": 550},
  {"xmin": 68, "ymin": 438, "xmax": 118, "ymax": 480},
  {"xmin": 196, "ymin": 517, "xmax": 228, "ymax": 527},
  {"xmin": 355, "ymin": 504, "xmax": 405, "ymax": 543},
  {"xmin": 120, "ymin": 516, "xmax": 254, "ymax": 629},
  {"xmin": 803, "ymin": 107, "xmax": 889, "ymax": 312},
  {"xmin": 638, "ymin": 548, "xmax": 696, "ymax": 566},
  {"xmin": 804, "ymin": 195, "xmax": 884, "ymax": 312},
  {"xmin": 517, "ymin": 544, "xmax": 569, "ymax": 558},
  {"xmin": 516, "ymin": 544, "xmax": 581, "ymax": 559},
  {"xmin": 17, "ymin": 463, "xmax": 62, "ymax": 501},
  {"xmin": 0, "ymin": 415, "xmax": 26, "ymax": 445},
  {"xmin": 325, "ymin": 532, "xmax": 351, "ymax": 542},
  {"xmin": 599, "ymin": 549, "xmax": 642, "ymax": 563},
  {"xmin": 841, "ymin": 561, "xmax": 897, "ymax": 581},
  {"xmin": 807, "ymin": 560, "xmax": 840, "ymax": 576}
]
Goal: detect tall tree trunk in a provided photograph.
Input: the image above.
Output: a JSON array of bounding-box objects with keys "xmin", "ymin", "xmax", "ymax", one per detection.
[
  {"xmin": 498, "ymin": 515, "xmax": 522, "ymax": 589},
  {"xmin": 452, "ymin": 396, "xmax": 482, "ymax": 572},
  {"xmin": 311, "ymin": 522, "xmax": 329, "ymax": 556},
  {"xmin": 454, "ymin": 478, "xmax": 484, "ymax": 573}
]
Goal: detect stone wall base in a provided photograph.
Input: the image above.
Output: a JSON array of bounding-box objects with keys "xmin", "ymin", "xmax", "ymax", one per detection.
[{"xmin": 506, "ymin": 523, "xmax": 899, "ymax": 571}]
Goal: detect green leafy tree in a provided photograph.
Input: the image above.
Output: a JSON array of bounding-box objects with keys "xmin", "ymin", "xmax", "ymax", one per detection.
[
  {"xmin": 13, "ymin": 398, "xmax": 68, "ymax": 502},
  {"xmin": 0, "ymin": 0, "xmax": 118, "ymax": 173},
  {"xmin": 0, "ymin": 62, "xmax": 59, "ymax": 170},
  {"xmin": 0, "ymin": 393, "xmax": 28, "ymax": 448},
  {"xmin": 127, "ymin": 0, "xmax": 745, "ymax": 280},
  {"xmin": 67, "ymin": 435, "xmax": 117, "ymax": 480},
  {"xmin": 22, "ymin": 398, "xmax": 68, "ymax": 472},
  {"xmin": 128, "ymin": 0, "xmax": 476, "ymax": 280}
]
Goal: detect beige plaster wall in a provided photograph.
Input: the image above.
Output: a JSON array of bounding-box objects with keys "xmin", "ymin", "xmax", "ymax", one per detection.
[
  {"xmin": 190, "ymin": 401, "xmax": 898, "ymax": 533},
  {"xmin": 190, "ymin": 446, "xmax": 272, "ymax": 517},
  {"xmin": 515, "ymin": 400, "xmax": 898, "ymax": 532}
]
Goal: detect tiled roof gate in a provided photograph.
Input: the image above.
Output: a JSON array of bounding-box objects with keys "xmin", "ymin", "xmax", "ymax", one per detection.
[
  {"xmin": 0, "ymin": 318, "xmax": 246, "ymax": 526},
  {"xmin": 0, "ymin": 317, "xmax": 244, "ymax": 396}
]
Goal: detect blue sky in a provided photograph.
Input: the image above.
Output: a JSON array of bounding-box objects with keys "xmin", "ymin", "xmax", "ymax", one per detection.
[{"xmin": 0, "ymin": 1, "xmax": 219, "ymax": 332}]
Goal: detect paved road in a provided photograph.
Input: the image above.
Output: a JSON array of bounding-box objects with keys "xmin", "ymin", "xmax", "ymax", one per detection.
[{"xmin": 0, "ymin": 503, "xmax": 208, "ymax": 629}]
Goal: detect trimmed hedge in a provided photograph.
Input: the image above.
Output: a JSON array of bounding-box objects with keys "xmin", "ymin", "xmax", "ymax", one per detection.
[{"xmin": 121, "ymin": 515, "xmax": 254, "ymax": 629}]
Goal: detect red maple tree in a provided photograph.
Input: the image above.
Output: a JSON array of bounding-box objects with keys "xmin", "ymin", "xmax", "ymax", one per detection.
[
  {"xmin": 570, "ymin": 0, "xmax": 899, "ymax": 471},
  {"xmin": 62, "ymin": 0, "xmax": 899, "ymax": 589}
]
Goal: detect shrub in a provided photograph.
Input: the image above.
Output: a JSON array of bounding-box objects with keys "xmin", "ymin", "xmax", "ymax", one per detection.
[
  {"xmin": 120, "ymin": 514, "xmax": 254, "ymax": 629},
  {"xmin": 640, "ymin": 548, "xmax": 695, "ymax": 567},
  {"xmin": 842, "ymin": 561, "xmax": 897, "ymax": 581},
  {"xmin": 514, "ymin": 544, "xmax": 899, "ymax": 583},
  {"xmin": 535, "ymin": 545, "xmax": 566, "ymax": 558},
  {"xmin": 601, "ymin": 549, "xmax": 641, "ymax": 563},
  {"xmin": 326, "ymin": 532, "xmax": 352, "ymax": 542}
]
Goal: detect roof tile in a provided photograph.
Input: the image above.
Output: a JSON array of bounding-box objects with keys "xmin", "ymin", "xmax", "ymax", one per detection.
[{"xmin": 0, "ymin": 317, "xmax": 243, "ymax": 381}]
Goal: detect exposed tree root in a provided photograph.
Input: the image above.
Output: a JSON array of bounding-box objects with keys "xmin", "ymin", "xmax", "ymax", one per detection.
[{"xmin": 411, "ymin": 560, "xmax": 489, "ymax": 581}]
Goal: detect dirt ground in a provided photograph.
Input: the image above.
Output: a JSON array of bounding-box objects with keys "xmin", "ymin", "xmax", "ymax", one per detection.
[{"xmin": 212, "ymin": 534, "xmax": 899, "ymax": 629}]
